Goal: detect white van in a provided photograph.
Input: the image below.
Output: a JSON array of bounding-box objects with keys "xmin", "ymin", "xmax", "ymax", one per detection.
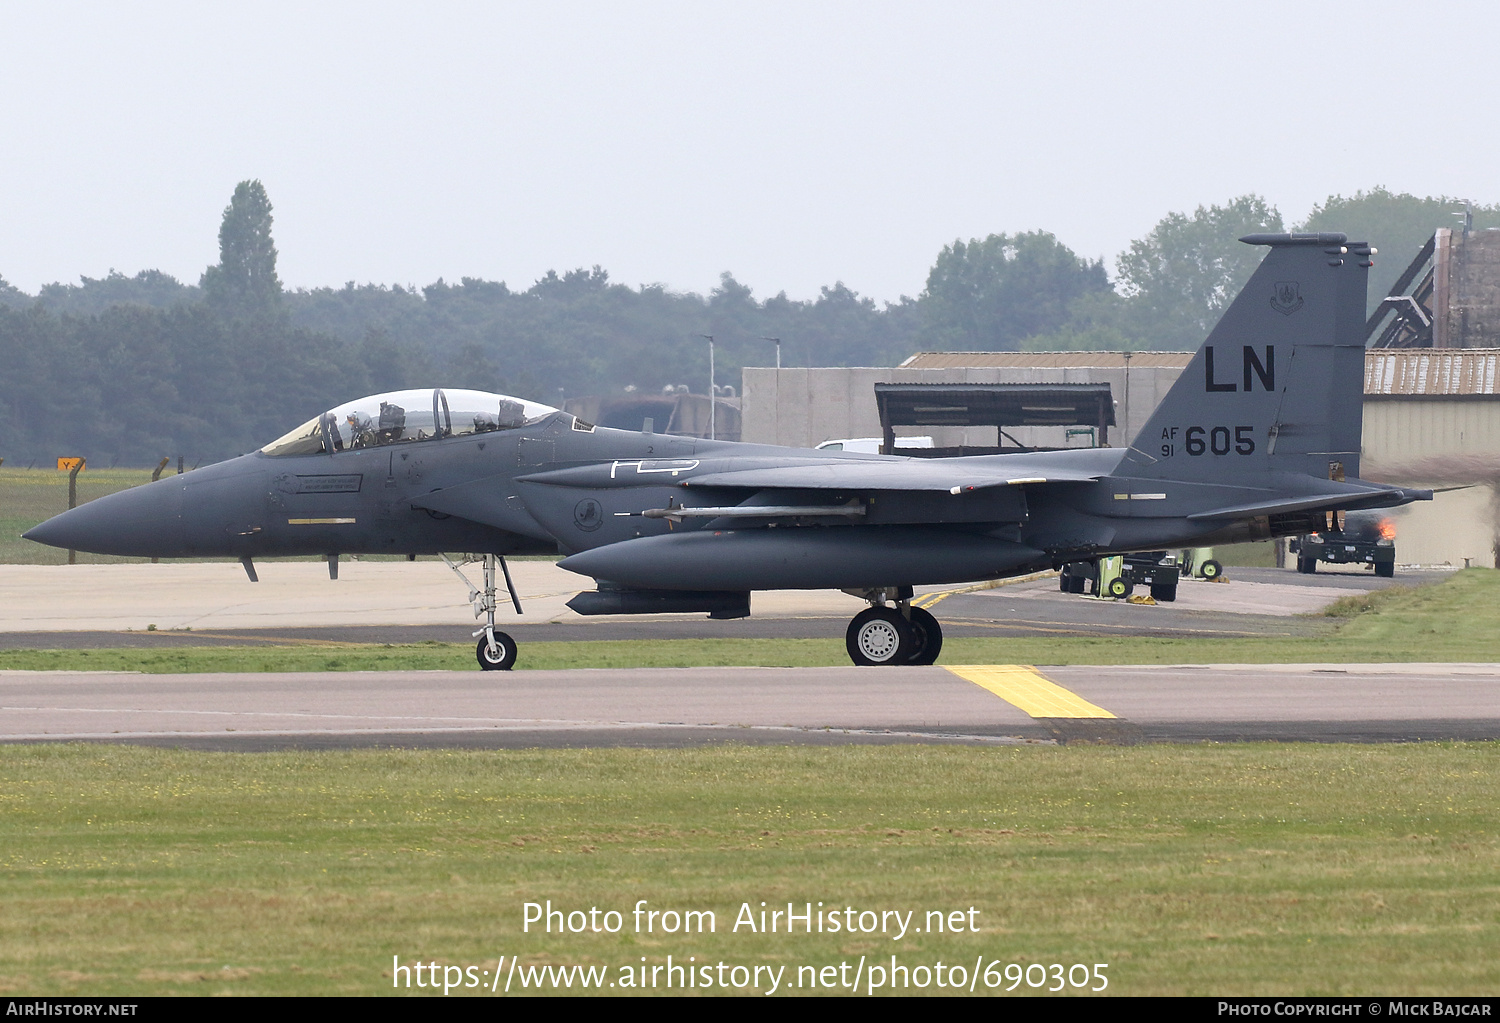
[{"xmin": 815, "ymin": 437, "xmax": 934, "ymax": 453}]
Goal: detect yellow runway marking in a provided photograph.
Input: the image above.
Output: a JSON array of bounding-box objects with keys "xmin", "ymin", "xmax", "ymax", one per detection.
[
  {"xmin": 912, "ymin": 570, "xmax": 1059, "ymax": 610},
  {"xmin": 946, "ymin": 665, "xmax": 1116, "ymax": 719}
]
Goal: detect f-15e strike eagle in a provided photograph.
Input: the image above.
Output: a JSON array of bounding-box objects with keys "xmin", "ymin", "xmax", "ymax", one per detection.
[{"xmin": 26, "ymin": 233, "xmax": 1430, "ymax": 669}]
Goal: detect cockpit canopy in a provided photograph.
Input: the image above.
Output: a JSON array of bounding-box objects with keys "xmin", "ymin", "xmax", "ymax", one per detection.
[{"xmin": 261, "ymin": 388, "xmax": 559, "ymax": 457}]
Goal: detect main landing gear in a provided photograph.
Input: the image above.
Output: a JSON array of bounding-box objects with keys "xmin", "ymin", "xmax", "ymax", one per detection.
[
  {"xmin": 443, "ymin": 553, "xmax": 522, "ymax": 670},
  {"xmin": 843, "ymin": 587, "xmax": 943, "ymax": 667}
]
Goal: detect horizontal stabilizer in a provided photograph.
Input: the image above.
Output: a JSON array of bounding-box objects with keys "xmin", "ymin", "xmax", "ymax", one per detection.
[{"xmin": 1187, "ymin": 482, "xmax": 1433, "ymax": 521}]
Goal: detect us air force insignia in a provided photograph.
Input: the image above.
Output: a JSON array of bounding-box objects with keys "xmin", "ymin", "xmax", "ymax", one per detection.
[{"xmin": 1270, "ymin": 281, "xmax": 1303, "ymax": 315}]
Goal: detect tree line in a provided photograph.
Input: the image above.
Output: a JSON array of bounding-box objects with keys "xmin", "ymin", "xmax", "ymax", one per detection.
[{"xmin": 1, "ymin": 183, "xmax": 1493, "ymax": 465}]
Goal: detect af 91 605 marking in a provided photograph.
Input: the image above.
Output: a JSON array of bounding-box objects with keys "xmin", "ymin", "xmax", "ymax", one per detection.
[{"xmin": 1160, "ymin": 425, "xmax": 1256, "ymax": 458}]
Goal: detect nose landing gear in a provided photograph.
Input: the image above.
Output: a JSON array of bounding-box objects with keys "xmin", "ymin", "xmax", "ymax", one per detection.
[{"xmin": 443, "ymin": 552, "xmax": 522, "ymax": 670}]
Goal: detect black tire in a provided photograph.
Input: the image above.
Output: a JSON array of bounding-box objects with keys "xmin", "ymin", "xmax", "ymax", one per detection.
[
  {"xmin": 1058, "ymin": 570, "xmax": 1070, "ymax": 592},
  {"xmin": 1297, "ymin": 556, "xmax": 1317, "ymax": 574},
  {"xmin": 1200, "ymin": 559, "xmax": 1223, "ymax": 580},
  {"xmin": 476, "ymin": 631, "xmax": 517, "ymax": 671},
  {"xmin": 904, "ymin": 606, "xmax": 944, "ymax": 665},
  {"xmin": 1375, "ymin": 561, "xmax": 1394, "ymax": 578},
  {"xmin": 846, "ymin": 607, "xmax": 915, "ymax": 666},
  {"xmin": 1150, "ymin": 583, "xmax": 1176, "ymax": 602},
  {"xmin": 1105, "ymin": 576, "xmax": 1129, "ymax": 599}
]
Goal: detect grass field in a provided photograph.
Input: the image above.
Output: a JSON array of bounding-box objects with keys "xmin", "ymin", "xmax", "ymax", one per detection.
[
  {"xmin": 1, "ymin": 568, "xmax": 1494, "ymax": 673},
  {"xmin": 1, "ymin": 742, "xmax": 1495, "ymax": 997},
  {"xmin": 0, "ymin": 467, "xmax": 157, "ymax": 564}
]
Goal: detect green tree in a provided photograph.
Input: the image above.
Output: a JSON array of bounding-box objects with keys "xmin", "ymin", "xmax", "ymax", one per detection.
[
  {"xmin": 920, "ymin": 231, "xmax": 1110, "ymax": 351},
  {"xmin": 201, "ymin": 180, "xmax": 283, "ymax": 318},
  {"xmin": 0, "ymin": 274, "xmax": 28, "ymax": 310},
  {"xmin": 1297, "ymin": 187, "xmax": 1500, "ymax": 312},
  {"xmin": 1115, "ymin": 195, "xmax": 1283, "ymax": 348},
  {"xmin": 37, "ymin": 269, "xmax": 196, "ymax": 316},
  {"xmin": 1019, "ymin": 291, "xmax": 1149, "ymax": 352}
]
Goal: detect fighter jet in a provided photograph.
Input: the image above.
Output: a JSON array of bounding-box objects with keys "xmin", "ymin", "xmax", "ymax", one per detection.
[{"xmin": 25, "ymin": 233, "xmax": 1430, "ymax": 669}]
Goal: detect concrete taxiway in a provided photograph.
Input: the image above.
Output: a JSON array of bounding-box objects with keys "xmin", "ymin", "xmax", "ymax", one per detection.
[{"xmin": 3, "ymin": 661, "xmax": 1496, "ymax": 750}]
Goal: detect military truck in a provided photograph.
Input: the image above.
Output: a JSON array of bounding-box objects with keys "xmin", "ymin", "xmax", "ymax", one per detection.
[{"xmin": 1290, "ymin": 512, "xmax": 1396, "ymax": 577}]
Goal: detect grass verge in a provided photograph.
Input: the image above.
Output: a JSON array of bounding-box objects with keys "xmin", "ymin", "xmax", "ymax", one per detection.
[
  {"xmin": 0, "ymin": 467, "xmax": 155, "ymax": 565},
  {"xmin": 1, "ymin": 742, "xmax": 1495, "ymax": 996}
]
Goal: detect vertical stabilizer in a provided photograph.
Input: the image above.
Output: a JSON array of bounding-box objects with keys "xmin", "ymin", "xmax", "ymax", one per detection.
[{"xmin": 1122, "ymin": 233, "xmax": 1370, "ymax": 483}]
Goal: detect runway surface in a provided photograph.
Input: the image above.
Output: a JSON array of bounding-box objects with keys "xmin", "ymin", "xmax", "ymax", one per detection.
[
  {"xmin": 2, "ymin": 561, "xmax": 1483, "ymax": 750},
  {"xmin": 4, "ymin": 661, "xmax": 1497, "ymax": 750}
]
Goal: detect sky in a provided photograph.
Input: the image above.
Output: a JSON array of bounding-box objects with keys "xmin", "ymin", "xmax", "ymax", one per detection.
[{"xmin": 2, "ymin": 1, "xmax": 1497, "ymax": 304}]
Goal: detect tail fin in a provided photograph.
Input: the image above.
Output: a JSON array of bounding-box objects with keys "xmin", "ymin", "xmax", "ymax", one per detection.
[{"xmin": 1122, "ymin": 233, "xmax": 1370, "ymax": 483}]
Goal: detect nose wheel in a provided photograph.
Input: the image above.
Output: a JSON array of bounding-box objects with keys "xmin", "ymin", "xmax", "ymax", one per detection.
[{"xmin": 476, "ymin": 631, "xmax": 518, "ymax": 671}]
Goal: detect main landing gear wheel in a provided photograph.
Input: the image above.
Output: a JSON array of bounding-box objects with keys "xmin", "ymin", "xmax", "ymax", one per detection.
[
  {"xmin": 846, "ymin": 607, "xmax": 915, "ymax": 666},
  {"xmin": 476, "ymin": 631, "xmax": 517, "ymax": 671},
  {"xmin": 904, "ymin": 605, "xmax": 944, "ymax": 665}
]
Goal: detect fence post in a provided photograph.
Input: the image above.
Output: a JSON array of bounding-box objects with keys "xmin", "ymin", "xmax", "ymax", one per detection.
[{"xmin": 67, "ymin": 458, "xmax": 85, "ymax": 564}]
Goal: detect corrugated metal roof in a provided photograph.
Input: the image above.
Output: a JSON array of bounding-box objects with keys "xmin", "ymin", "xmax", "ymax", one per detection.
[
  {"xmin": 1364, "ymin": 349, "xmax": 1500, "ymax": 396},
  {"xmin": 899, "ymin": 351, "xmax": 1194, "ymax": 369}
]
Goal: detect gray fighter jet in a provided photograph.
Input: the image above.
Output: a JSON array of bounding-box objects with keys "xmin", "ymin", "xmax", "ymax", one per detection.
[{"xmin": 25, "ymin": 233, "xmax": 1430, "ymax": 669}]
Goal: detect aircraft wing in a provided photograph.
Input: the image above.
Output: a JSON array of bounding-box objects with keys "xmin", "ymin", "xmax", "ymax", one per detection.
[{"xmin": 681, "ymin": 462, "xmax": 1103, "ymax": 493}]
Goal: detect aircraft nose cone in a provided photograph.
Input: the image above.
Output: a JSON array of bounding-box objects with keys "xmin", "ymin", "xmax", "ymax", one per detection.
[
  {"xmin": 20, "ymin": 518, "xmax": 69, "ymax": 548},
  {"xmin": 22, "ymin": 478, "xmax": 185, "ymax": 557}
]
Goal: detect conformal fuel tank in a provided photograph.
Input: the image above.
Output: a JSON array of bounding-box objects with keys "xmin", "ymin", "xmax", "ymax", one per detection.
[{"xmin": 558, "ymin": 525, "xmax": 1046, "ymax": 591}]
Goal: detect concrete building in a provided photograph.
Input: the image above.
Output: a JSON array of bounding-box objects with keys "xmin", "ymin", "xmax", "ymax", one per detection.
[
  {"xmin": 742, "ymin": 352, "xmax": 1192, "ymax": 451},
  {"xmin": 1364, "ymin": 349, "xmax": 1500, "ymax": 567}
]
